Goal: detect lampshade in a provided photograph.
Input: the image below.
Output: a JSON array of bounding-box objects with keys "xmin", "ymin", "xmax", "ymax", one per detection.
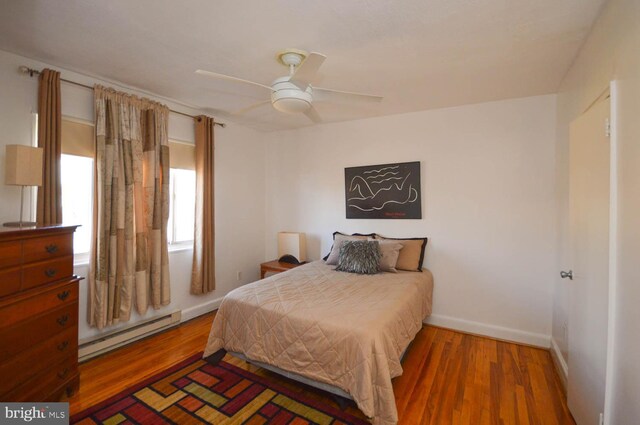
[
  {"xmin": 278, "ymin": 232, "xmax": 307, "ymax": 262},
  {"xmin": 4, "ymin": 145, "xmax": 43, "ymax": 187}
]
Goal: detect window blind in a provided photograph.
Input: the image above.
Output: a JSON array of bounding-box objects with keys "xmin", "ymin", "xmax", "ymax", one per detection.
[
  {"xmin": 169, "ymin": 140, "xmax": 195, "ymax": 170},
  {"xmin": 61, "ymin": 118, "xmax": 94, "ymax": 158},
  {"xmin": 60, "ymin": 118, "xmax": 195, "ymax": 170}
]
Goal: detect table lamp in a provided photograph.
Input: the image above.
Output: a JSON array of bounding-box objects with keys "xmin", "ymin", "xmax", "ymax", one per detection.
[
  {"xmin": 277, "ymin": 232, "xmax": 307, "ymax": 264},
  {"xmin": 4, "ymin": 145, "xmax": 43, "ymax": 227}
]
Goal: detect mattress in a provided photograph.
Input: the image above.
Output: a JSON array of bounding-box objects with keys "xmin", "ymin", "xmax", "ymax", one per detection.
[{"xmin": 204, "ymin": 260, "xmax": 434, "ymax": 425}]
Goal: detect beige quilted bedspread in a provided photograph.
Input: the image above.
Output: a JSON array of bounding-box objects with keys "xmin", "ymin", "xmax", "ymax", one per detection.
[{"xmin": 203, "ymin": 260, "xmax": 433, "ymax": 425}]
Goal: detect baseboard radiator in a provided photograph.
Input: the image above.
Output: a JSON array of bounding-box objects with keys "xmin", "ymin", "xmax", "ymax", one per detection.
[{"xmin": 78, "ymin": 311, "xmax": 182, "ymax": 362}]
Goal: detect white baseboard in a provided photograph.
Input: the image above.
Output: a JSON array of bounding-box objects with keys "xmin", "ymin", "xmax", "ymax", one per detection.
[
  {"xmin": 79, "ymin": 311, "xmax": 182, "ymax": 361},
  {"xmin": 423, "ymin": 314, "xmax": 551, "ymax": 348},
  {"xmin": 550, "ymin": 337, "xmax": 569, "ymax": 389},
  {"xmin": 78, "ymin": 298, "xmax": 222, "ymax": 361},
  {"xmin": 181, "ymin": 297, "xmax": 224, "ymax": 322}
]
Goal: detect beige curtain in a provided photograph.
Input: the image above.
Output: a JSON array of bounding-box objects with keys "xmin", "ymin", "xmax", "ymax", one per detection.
[
  {"xmin": 36, "ymin": 69, "xmax": 62, "ymax": 225},
  {"xmin": 191, "ymin": 116, "xmax": 215, "ymax": 294},
  {"xmin": 88, "ymin": 85, "xmax": 171, "ymax": 329}
]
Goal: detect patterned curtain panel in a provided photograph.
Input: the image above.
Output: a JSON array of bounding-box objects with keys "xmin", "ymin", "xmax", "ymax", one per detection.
[
  {"xmin": 36, "ymin": 68, "xmax": 63, "ymax": 225},
  {"xmin": 88, "ymin": 85, "xmax": 171, "ymax": 329},
  {"xmin": 191, "ymin": 116, "xmax": 215, "ymax": 294}
]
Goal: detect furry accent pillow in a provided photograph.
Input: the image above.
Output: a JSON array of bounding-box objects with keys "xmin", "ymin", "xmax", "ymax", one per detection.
[
  {"xmin": 335, "ymin": 240, "xmax": 381, "ymax": 275},
  {"xmin": 325, "ymin": 234, "xmax": 368, "ymax": 265}
]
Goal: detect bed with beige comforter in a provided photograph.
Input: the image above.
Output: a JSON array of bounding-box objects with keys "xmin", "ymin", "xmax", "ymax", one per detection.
[{"xmin": 203, "ymin": 260, "xmax": 434, "ymax": 425}]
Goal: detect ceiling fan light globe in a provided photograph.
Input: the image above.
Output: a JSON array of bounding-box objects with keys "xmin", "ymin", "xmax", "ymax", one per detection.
[
  {"xmin": 271, "ymin": 84, "xmax": 313, "ymax": 113},
  {"xmin": 272, "ymin": 97, "xmax": 312, "ymax": 113}
]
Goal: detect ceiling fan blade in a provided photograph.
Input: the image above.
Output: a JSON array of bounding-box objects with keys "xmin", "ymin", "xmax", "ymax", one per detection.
[
  {"xmin": 304, "ymin": 105, "xmax": 322, "ymax": 124},
  {"xmin": 290, "ymin": 52, "xmax": 326, "ymax": 89},
  {"xmin": 232, "ymin": 100, "xmax": 271, "ymax": 115},
  {"xmin": 195, "ymin": 69, "xmax": 273, "ymax": 92},
  {"xmin": 313, "ymin": 86, "xmax": 383, "ymax": 103}
]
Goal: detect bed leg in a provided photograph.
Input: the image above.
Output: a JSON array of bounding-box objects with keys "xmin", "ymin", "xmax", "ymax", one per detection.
[
  {"xmin": 204, "ymin": 349, "xmax": 227, "ymax": 365},
  {"xmin": 331, "ymin": 394, "xmax": 351, "ymax": 411}
]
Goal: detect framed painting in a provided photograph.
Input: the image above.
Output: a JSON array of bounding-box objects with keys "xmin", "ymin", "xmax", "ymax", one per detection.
[{"xmin": 345, "ymin": 161, "xmax": 421, "ymax": 219}]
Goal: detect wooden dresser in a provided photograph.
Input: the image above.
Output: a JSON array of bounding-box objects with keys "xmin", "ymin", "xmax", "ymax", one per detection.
[{"xmin": 0, "ymin": 225, "xmax": 81, "ymax": 401}]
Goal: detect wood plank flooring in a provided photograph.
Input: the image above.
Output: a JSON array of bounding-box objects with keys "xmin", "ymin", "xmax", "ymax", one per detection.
[{"xmin": 66, "ymin": 312, "xmax": 575, "ymax": 424}]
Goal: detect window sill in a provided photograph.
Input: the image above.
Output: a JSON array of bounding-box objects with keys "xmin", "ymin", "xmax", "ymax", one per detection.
[
  {"xmin": 168, "ymin": 242, "xmax": 194, "ymax": 253},
  {"xmin": 74, "ymin": 253, "xmax": 90, "ymax": 267},
  {"xmin": 73, "ymin": 242, "xmax": 193, "ymax": 267}
]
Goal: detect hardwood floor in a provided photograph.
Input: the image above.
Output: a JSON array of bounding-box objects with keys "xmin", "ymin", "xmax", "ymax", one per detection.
[{"xmin": 67, "ymin": 313, "xmax": 575, "ymax": 424}]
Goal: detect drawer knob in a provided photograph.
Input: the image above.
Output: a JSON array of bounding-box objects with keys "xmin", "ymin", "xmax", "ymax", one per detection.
[
  {"xmin": 57, "ymin": 341, "xmax": 69, "ymax": 351},
  {"xmin": 57, "ymin": 290, "xmax": 70, "ymax": 301},
  {"xmin": 45, "ymin": 268, "xmax": 57, "ymax": 278},
  {"xmin": 57, "ymin": 315, "xmax": 69, "ymax": 326},
  {"xmin": 45, "ymin": 244, "xmax": 59, "ymax": 254},
  {"xmin": 57, "ymin": 368, "xmax": 69, "ymax": 379}
]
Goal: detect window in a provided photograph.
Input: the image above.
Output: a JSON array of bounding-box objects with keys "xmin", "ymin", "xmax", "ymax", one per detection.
[
  {"xmin": 59, "ymin": 117, "xmax": 196, "ymax": 256},
  {"xmin": 61, "ymin": 154, "xmax": 94, "ymax": 254},
  {"xmin": 60, "ymin": 118, "xmax": 95, "ymax": 258},
  {"xmin": 167, "ymin": 168, "xmax": 196, "ymax": 245},
  {"xmin": 61, "ymin": 158, "xmax": 195, "ymax": 253}
]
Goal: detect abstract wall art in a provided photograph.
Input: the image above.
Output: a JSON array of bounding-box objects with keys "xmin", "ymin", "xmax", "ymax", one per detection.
[{"xmin": 345, "ymin": 161, "xmax": 422, "ymax": 219}]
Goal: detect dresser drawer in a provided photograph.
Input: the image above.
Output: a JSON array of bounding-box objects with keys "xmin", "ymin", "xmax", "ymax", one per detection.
[
  {"xmin": 22, "ymin": 255, "xmax": 74, "ymax": 291},
  {"xmin": 2, "ymin": 355, "xmax": 78, "ymax": 402},
  {"xmin": 0, "ymin": 281, "xmax": 78, "ymax": 330},
  {"xmin": 23, "ymin": 233, "xmax": 73, "ymax": 264},
  {"xmin": 0, "ymin": 302, "xmax": 78, "ymax": 361},
  {"xmin": 0, "ymin": 326, "xmax": 77, "ymax": 394},
  {"xmin": 0, "ymin": 240, "xmax": 21, "ymax": 268},
  {"xmin": 0, "ymin": 266, "xmax": 21, "ymax": 298}
]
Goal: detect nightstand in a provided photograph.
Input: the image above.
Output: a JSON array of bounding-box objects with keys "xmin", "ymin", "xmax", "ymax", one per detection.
[{"xmin": 260, "ymin": 260, "xmax": 302, "ymax": 279}]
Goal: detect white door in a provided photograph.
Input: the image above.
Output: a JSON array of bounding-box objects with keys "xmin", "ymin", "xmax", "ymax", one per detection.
[{"xmin": 566, "ymin": 95, "xmax": 610, "ymax": 425}]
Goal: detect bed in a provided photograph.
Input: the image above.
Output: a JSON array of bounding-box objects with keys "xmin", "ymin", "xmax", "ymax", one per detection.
[{"xmin": 203, "ymin": 260, "xmax": 434, "ymax": 425}]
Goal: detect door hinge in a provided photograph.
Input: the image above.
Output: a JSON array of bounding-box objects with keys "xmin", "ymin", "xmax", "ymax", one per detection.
[{"xmin": 605, "ymin": 118, "xmax": 611, "ymax": 138}]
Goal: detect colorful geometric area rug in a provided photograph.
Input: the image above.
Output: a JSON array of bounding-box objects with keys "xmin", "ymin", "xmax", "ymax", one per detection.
[{"xmin": 71, "ymin": 352, "xmax": 369, "ymax": 424}]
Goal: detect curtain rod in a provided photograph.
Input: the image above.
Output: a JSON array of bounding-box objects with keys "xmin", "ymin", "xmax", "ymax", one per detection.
[{"xmin": 19, "ymin": 66, "xmax": 225, "ymax": 128}]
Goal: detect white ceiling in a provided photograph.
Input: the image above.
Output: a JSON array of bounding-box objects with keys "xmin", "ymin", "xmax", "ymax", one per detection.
[{"xmin": 0, "ymin": 0, "xmax": 605, "ymax": 131}]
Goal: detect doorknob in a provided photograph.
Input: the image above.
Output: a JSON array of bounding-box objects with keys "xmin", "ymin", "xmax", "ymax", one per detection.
[{"xmin": 560, "ymin": 270, "xmax": 573, "ymax": 280}]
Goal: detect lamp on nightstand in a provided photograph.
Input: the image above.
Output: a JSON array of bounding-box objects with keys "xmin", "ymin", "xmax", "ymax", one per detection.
[
  {"xmin": 277, "ymin": 232, "xmax": 307, "ymax": 264},
  {"xmin": 4, "ymin": 145, "xmax": 43, "ymax": 227}
]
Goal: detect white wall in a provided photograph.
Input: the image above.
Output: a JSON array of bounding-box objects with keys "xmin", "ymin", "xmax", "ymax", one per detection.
[
  {"xmin": 0, "ymin": 49, "xmax": 267, "ymax": 339},
  {"xmin": 552, "ymin": 0, "xmax": 640, "ymax": 422},
  {"xmin": 264, "ymin": 95, "xmax": 557, "ymax": 347}
]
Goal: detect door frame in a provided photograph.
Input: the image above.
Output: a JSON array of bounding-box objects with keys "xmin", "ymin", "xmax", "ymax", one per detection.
[{"xmin": 603, "ymin": 82, "xmax": 619, "ymax": 425}]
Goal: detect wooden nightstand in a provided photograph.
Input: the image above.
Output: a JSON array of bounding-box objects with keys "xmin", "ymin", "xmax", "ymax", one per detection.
[{"xmin": 260, "ymin": 260, "xmax": 302, "ymax": 279}]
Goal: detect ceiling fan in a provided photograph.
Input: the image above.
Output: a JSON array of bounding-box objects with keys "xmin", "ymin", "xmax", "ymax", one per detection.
[{"xmin": 196, "ymin": 49, "xmax": 383, "ymax": 123}]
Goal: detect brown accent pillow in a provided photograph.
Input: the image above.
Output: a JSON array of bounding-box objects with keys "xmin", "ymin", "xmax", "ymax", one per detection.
[
  {"xmin": 323, "ymin": 231, "xmax": 376, "ymax": 262},
  {"xmin": 374, "ymin": 235, "xmax": 428, "ymax": 272}
]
